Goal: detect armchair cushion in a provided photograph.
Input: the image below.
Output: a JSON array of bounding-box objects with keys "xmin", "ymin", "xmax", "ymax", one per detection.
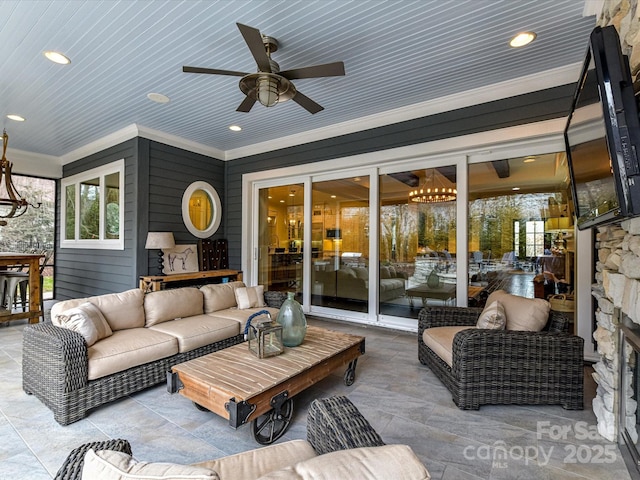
[
  {"xmin": 82, "ymin": 448, "xmax": 218, "ymax": 479},
  {"xmin": 485, "ymin": 290, "xmax": 549, "ymax": 332},
  {"xmin": 476, "ymin": 300, "xmax": 506, "ymax": 330},
  {"xmin": 256, "ymin": 445, "xmax": 430, "ymax": 480},
  {"xmin": 422, "ymin": 326, "xmax": 470, "ymax": 367}
]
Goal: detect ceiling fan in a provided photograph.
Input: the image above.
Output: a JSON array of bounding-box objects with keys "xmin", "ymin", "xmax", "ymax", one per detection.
[{"xmin": 183, "ymin": 23, "xmax": 345, "ymax": 114}]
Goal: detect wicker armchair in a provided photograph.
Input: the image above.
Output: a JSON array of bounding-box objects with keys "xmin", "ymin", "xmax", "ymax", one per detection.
[{"xmin": 418, "ymin": 305, "xmax": 584, "ymax": 410}]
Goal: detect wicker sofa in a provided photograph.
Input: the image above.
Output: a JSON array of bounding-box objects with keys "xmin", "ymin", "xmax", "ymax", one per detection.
[
  {"xmin": 22, "ymin": 281, "xmax": 285, "ymax": 426},
  {"xmin": 54, "ymin": 396, "xmax": 430, "ymax": 480},
  {"xmin": 418, "ymin": 292, "xmax": 584, "ymax": 410}
]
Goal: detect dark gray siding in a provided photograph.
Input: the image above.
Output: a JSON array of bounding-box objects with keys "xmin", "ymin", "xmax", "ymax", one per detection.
[
  {"xmin": 145, "ymin": 140, "xmax": 225, "ymax": 270},
  {"xmin": 55, "ymin": 138, "xmax": 225, "ymax": 299},
  {"xmin": 56, "ymin": 139, "xmax": 139, "ymax": 299},
  {"xmin": 224, "ymin": 84, "xmax": 576, "ymax": 268}
]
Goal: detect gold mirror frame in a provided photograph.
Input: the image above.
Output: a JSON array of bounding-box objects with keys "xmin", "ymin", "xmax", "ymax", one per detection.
[{"xmin": 181, "ymin": 181, "xmax": 222, "ymax": 238}]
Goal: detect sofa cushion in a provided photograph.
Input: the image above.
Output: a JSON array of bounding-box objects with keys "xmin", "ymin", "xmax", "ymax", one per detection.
[
  {"xmin": 51, "ymin": 288, "xmax": 145, "ymax": 331},
  {"xmin": 476, "ymin": 300, "xmax": 506, "ymax": 330},
  {"xmin": 194, "ymin": 439, "xmax": 316, "ymax": 480},
  {"xmin": 144, "ymin": 287, "xmax": 204, "ymax": 327},
  {"xmin": 380, "ymin": 266, "xmax": 391, "ymax": 279},
  {"xmin": 485, "ymin": 290, "xmax": 550, "ymax": 332},
  {"xmin": 149, "ymin": 314, "xmax": 241, "ymax": 353},
  {"xmin": 56, "ymin": 302, "xmax": 112, "ymax": 346},
  {"xmin": 256, "ymin": 444, "xmax": 430, "ymax": 480},
  {"xmin": 201, "ymin": 281, "xmax": 245, "ymax": 313},
  {"xmin": 87, "ymin": 328, "xmax": 178, "ymax": 380},
  {"xmin": 235, "ymin": 285, "xmax": 265, "ymax": 309},
  {"xmin": 83, "ymin": 448, "xmax": 219, "ymax": 480},
  {"xmin": 208, "ymin": 307, "xmax": 280, "ymax": 328},
  {"xmin": 422, "ymin": 326, "xmax": 471, "ymax": 367}
]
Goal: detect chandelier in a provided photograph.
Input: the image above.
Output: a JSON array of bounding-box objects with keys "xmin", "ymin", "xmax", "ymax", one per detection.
[
  {"xmin": 409, "ymin": 169, "xmax": 457, "ymax": 204},
  {"xmin": 0, "ymin": 130, "xmax": 40, "ymax": 226}
]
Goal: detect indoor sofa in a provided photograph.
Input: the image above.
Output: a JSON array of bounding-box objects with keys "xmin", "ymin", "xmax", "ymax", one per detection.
[
  {"xmin": 418, "ymin": 289, "xmax": 584, "ymax": 410},
  {"xmin": 54, "ymin": 396, "xmax": 430, "ymax": 480},
  {"xmin": 22, "ymin": 281, "xmax": 284, "ymax": 425},
  {"xmin": 317, "ymin": 265, "xmax": 406, "ymax": 302}
]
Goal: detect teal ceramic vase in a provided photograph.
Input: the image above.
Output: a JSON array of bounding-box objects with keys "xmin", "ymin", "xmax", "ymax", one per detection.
[{"xmin": 276, "ymin": 292, "xmax": 307, "ymax": 347}]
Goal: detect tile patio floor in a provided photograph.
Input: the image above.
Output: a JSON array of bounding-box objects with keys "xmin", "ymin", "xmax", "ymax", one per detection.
[{"xmin": 0, "ymin": 312, "xmax": 633, "ymax": 480}]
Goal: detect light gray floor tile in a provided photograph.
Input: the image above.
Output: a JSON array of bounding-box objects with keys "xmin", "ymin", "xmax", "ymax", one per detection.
[{"xmin": 0, "ymin": 315, "xmax": 633, "ymax": 480}]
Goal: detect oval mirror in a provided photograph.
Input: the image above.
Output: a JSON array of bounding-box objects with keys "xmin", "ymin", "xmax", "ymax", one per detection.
[{"xmin": 181, "ymin": 181, "xmax": 222, "ymax": 238}]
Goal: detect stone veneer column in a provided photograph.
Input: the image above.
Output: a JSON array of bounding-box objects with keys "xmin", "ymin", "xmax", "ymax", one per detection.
[{"xmin": 591, "ymin": 218, "xmax": 640, "ymax": 441}]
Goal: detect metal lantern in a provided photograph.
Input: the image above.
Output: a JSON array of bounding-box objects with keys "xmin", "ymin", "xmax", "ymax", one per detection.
[{"xmin": 244, "ymin": 310, "xmax": 284, "ymax": 359}]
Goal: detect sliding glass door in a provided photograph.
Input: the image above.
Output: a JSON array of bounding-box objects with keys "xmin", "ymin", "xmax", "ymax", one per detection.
[
  {"xmin": 379, "ymin": 167, "xmax": 458, "ymax": 318},
  {"xmin": 311, "ymin": 176, "xmax": 370, "ymax": 313},
  {"xmin": 257, "ymin": 183, "xmax": 304, "ymax": 299}
]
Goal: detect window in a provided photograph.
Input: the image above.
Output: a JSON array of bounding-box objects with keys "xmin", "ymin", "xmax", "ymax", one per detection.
[
  {"xmin": 61, "ymin": 160, "xmax": 124, "ymax": 249},
  {"xmin": 525, "ymin": 220, "xmax": 544, "ymax": 257}
]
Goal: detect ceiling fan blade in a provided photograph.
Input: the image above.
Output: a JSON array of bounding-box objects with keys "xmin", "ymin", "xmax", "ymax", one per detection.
[
  {"xmin": 292, "ymin": 91, "xmax": 324, "ymax": 114},
  {"xmin": 280, "ymin": 61, "xmax": 345, "ymax": 80},
  {"xmin": 236, "ymin": 23, "xmax": 271, "ymax": 73},
  {"xmin": 237, "ymin": 95, "xmax": 257, "ymax": 113},
  {"xmin": 183, "ymin": 66, "xmax": 247, "ymax": 77}
]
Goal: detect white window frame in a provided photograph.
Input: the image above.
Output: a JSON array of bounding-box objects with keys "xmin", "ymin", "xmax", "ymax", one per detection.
[{"xmin": 60, "ymin": 159, "xmax": 125, "ymax": 250}]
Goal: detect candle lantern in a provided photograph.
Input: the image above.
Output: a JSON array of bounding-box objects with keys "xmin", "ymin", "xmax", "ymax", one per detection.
[{"xmin": 244, "ymin": 310, "xmax": 284, "ymax": 358}]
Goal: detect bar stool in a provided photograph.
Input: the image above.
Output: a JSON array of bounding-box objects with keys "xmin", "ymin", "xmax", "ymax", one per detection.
[{"xmin": 2, "ymin": 271, "xmax": 29, "ymax": 312}]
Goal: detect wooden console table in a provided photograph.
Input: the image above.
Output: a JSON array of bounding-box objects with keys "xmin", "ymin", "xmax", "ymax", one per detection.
[
  {"xmin": 0, "ymin": 252, "xmax": 44, "ymax": 324},
  {"xmin": 139, "ymin": 269, "xmax": 243, "ymax": 292}
]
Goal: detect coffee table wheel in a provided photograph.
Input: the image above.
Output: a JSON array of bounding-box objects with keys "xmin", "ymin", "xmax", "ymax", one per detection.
[
  {"xmin": 344, "ymin": 367, "xmax": 356, "ymax": 386},
  {"xmin": 193, "ymin": 402, "xmax": 210, "ymax": 412},
  {"xmin": 251, "ymin": 397, "xmax": 294, "ymax": 445}
]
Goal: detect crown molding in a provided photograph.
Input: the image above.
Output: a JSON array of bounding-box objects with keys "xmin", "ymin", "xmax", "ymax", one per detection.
[
  {"xmin": 224, "ymin": 62, "xmax": 583, "ymax": 160},
  {"xmin": 59, "ymin": 124, "xmax": 224, "ymax": 166}
]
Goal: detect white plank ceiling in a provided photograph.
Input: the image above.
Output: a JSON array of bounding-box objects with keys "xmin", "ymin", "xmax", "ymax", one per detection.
[{"xmin": 0, "ymin": 0, "xmax": 597, "ymax": 163}]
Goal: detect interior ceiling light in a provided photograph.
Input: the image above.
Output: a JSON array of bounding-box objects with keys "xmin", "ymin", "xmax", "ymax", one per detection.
[
  {"xmin": 512, "ymin": 187, "xmax": 521, "ymax": 191},
  {"xmin": 43, "ymin": 50, "xmax": 71, "ymax": 64},
  {"xmin": 6, "ymin": 115, "xmax": 25, "ymax": 122},
  {"xmin": 147, "ymin": 93, "xmax": 170, "ymax": 104},
  {"xmin": 523, "ymin": 156, "xmax": 536, "ymax": 163},
  {"xmin": 510, "ymin": 32, "xmax": 537, "ymax": 48},
  {"xmin": 409, "ymin": 170, "xmax": 457, "ymax": 204},
  {"xmin": 229, "ymin": 125, "xmax": 242, "ymax": 132}
]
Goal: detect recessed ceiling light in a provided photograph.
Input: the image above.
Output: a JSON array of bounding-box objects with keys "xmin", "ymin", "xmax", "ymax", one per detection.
[
  {"xmin": 512, "ymin": 187, "xmax": 521, "ymax": 191},
  {"xmin": 279, "ymin": 200, "xmax": 285, "ymax": 203},
  {"xmin": 523, "ymin": 156, "xmax": 536, "ymax": 163},
  {"xmin": 7, "ymin": 114, "xmax": 25, "ymax": 122},
  {"xmin": 229, "ymin": 125, "xmax": 242, "ymax": 132},
  {"xmin": 509, "ymin": 32, "xmax": 537, "ymax": 48},
  {"xmin": 147, "ymin": 93, "xmax": 170, "ymax": 104},
  {"xmin": 44, "ymin": 50, "xmax": 71, "ymax": 64}
]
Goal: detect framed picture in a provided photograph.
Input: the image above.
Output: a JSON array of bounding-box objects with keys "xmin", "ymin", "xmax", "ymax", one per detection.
[{"xmin": 162, "ymin": 244, "xmax": 198, "ymax": 275}]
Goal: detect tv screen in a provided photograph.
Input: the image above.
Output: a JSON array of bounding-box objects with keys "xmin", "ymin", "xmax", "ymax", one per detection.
[{"xmin": 564, "ymin": 26, "xmax": 640, "ymax": 230}]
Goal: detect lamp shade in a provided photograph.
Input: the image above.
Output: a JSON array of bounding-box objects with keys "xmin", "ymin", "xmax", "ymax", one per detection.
[{"xmin": 145, "ymin": 232, "xmax": 175, "ymax": 249}]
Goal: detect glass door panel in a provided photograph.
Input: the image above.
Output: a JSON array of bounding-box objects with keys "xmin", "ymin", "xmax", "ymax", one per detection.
[
  {"xmin": 257, "ymin": 184, "xmax": 304, "ymax": 298},
  {"xmin": 467, "ymin": 153, "xmax": 573, "ymax": 311},
  {"xmin": 311, "ymin": 177, "xmax": 370, "ymax": 313},
  {"xmin": 380, "ymin": 167, "xmax": 457, "ymax": 317}
]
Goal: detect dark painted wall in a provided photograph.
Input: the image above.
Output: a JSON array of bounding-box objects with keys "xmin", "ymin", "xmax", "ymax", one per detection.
[
  {"xmin": 56, "ymin": 139, "xmax": 139, "ymax": 299},
  {"xmin": 224, "ymin": 84, "xmax": 576, "ymax": 269},
  {"xmin": 56, "ymin": 138, "xmax": 225, "ymax": 299}
]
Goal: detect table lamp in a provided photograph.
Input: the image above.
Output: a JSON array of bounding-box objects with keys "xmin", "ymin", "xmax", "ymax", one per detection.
[{"xmin": 145, "ymin": 232, "xmax": 175, "ymax": 274}]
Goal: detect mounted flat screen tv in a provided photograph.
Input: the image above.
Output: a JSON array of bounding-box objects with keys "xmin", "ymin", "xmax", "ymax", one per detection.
[{"xmin": 564, "ymin": 25, "xmax": 640, "ymax": 230}]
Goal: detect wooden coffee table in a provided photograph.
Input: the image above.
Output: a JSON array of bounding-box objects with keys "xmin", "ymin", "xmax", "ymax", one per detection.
[{"xmin": 168, "ymin": 325, "xmax": 365, "ymax": 444}]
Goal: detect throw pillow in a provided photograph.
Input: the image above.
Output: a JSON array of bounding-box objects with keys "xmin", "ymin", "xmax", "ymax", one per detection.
[
  {"xmin": 485, "ymin": 290, "xmax": 550, "ymax": 332},
  {"xmin": 235, "ymin": 285, "xmax": 265, "ymax": 309},
  {"xmin": 56, "ymin": 302, "xmax": 112, "ymax": 346},
  {"xmin": 476, "ymin": 300, "xmax": 506, "ymax": 329},
  {"xmin": 82, "ymin": 449, "xmax": 219, "ymax": 480}
]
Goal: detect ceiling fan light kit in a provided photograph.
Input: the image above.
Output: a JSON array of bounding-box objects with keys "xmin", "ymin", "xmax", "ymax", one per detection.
[{"xmin": 183, "ymin": 23, "xmax": 345, "ymax": 114}]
